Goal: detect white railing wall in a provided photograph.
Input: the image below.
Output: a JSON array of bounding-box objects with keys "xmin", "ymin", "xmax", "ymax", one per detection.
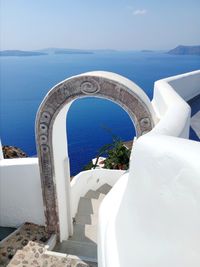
[
  {"xmin": 0, "ymin": 158, "xmax": 45, "ymax": 227},
  {"xmin": 151, "ymin": 70, "xmax": 200, "ymax": 138}
]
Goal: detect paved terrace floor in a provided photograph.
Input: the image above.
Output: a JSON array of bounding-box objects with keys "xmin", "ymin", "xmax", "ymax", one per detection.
[{"xmin": 188, "ymin": 94, "xmax": 200, "ymax": 141}]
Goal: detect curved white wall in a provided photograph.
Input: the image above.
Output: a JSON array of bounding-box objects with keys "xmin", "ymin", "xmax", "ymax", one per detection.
[
  {"xmin": 151, "ymin": 70, "xmax": 200, "ymax": 138},
  {"xmin": 99, "ymin": 135, "xmax": 200, "ymax": 267},
  {"xmin": 151, "ymin": 80, "xmax": 191, "ymax": 138}
]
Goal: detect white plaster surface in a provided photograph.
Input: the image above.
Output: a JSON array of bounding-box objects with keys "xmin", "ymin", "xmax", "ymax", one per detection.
[
  {"xmin": 99, "ymin": 135, "xmax": 200, "ymax": 267},
  {"xmin": 0, "ymin": 158, "xmax": 45, "ymax": 227},
  {"xmin": 151, "ymin": 80, "xmax": 191, "ymax": 138}
]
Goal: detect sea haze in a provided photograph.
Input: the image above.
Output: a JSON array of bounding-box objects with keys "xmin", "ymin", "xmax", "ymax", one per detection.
[{"xmin": 0, "ymin": 51, "xmax": 200, "ymax": 175}]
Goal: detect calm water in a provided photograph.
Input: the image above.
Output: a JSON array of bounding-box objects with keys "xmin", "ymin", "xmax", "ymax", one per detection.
[{"xmin": 0, "ymin": 51, "xmax": 200, "ymax": 175}]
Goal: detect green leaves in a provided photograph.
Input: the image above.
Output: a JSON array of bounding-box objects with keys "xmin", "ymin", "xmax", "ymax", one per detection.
[
  {"xmin": 103, "ymin": 139, "xmax": 131, "ymax": 170},
  {"xmin": 83, "ymin": 134, "xmax": 131, "ymax": 171}
]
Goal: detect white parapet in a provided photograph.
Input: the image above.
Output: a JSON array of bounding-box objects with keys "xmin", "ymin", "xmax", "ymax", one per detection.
[
  {"xmin": 151, "ymin": 70, "xmax": 200, "ymax": 139},
  {"xmin": 0, "ymin": 158, "xmax": 45, "ymax": 227},
  {"xmin": 163, "ymin": 69, "xmax": 200, "ymax": 101}
]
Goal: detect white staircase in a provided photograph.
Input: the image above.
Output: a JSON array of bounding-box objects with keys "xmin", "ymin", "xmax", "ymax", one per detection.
[{"xmin": 53, "ymin": 183, "xmax": 112, "ymax": 262}]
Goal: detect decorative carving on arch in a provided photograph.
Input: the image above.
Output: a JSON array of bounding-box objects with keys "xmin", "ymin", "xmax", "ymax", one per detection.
[{"xmin": 35, "ymin": 72, "xmax": 155, "ymax": 237}]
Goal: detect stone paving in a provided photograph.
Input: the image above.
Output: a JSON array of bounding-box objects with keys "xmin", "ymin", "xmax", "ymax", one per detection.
[
  {"xmin": 8, "ymin": 241, "xmax": 97, "ymax": 267},
  {"xmin": 0, "ymin": 222, "xmax": 51, "ymax": 267}
]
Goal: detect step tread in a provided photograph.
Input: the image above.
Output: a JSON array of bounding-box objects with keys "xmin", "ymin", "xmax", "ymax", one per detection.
[
  {"xmin": 77, "ymin": 197, "xmax": 94, "ymax": 215},
  {"xmin": 84, "ymin": 190, "xmax": 101, "ymax": 199},
  {"xmin": 53, "ymin": 239, "xmax": 97, "ymax": 260},
  {"xmin": 96, "ymin": 183, "xmax": 112, "ymax": 194},
  {"xmin": 70, "ymin": 224, "xmax": 97, "ymax": 243},
  {"xmin": 75, "ymin": 214, "xmax": 98, "ymax": 225},
  {"xmin": 77, "ymin": 197, "xmax": 101, "ymax": 215}
]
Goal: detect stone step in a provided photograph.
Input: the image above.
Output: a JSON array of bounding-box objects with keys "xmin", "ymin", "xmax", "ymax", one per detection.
[
  {"xmin": 75, "ymin": 214, "xmax": 98, "ymax": 225},
  {"xmin": 70, "ymin": 224, "xmax": 97, "ymax": 243},
  {"xmin": 96, "ymin": 183, "xmax": 112, "ymax": 195},
  {"xmin": 84, "ymin": 189, "xmax": 101, "ymax": 199},
  {"xmin": 53, "ymin": 240, "xmax": 97, "ymax": 262},
  {"xmin": 77, "ymin": 197, "xmax": 101, "ymax": 216}
]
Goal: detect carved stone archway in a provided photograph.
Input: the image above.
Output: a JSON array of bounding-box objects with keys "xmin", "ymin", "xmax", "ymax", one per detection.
[{"xmin": 35, "ymin": 71, "xmax": 155, "ymax": 239}]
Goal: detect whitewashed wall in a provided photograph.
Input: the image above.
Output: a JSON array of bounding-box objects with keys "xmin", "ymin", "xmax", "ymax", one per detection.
[
  {"xmin": 99, "ymin": 135, "xmax": 200, "ymax": 267},
  {"xmin": 151, "ymin": 81, "xmax": 191, "ymax": 138},
  {"xmin": 0, "ymin": 158, "xmax": 45, "ymax": 227}
]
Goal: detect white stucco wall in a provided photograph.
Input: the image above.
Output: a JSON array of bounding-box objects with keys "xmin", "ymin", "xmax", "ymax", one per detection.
[
  {"xmin": 0, "ymin": 158, "xmax": 45, "ymax": 227},
  {"xmin": 151, "ymin": 70, "xmax": 200, "ymax": 138},
  {"xmin": 99, "ymin": 135, "xmax": 200, "ymax": 267},
  {"xmin": 151, "ymin": 80, "xmax": 191, "ymax": 138}
]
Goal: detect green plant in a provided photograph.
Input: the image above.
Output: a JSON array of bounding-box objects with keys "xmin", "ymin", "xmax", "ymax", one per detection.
[
  {"xmin": 83, "ymin": 135, "xmax": 131, "ymax": 171},
  {"xmin": 103, "ymin": 138, "xmax": 131, "ymax": 170}
]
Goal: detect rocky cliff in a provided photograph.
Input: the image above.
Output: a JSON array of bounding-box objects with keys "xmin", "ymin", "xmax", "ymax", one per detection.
[{"xmin": 2, "ymin": 146, "xmax": 28, "ymax": 158}]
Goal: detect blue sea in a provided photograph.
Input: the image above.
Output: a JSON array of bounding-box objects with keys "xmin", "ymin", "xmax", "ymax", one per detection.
[{"xmin": 0, "ymin": 51, "xmax": 200, "ymax": 175}]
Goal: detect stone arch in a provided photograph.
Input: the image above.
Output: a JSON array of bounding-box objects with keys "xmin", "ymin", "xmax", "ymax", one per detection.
[{"xmin": 35, "ymin": 71, "xmax": 155, "ymax": 240}]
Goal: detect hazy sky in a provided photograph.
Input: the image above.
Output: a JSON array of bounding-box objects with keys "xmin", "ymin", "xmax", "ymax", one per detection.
[{"xmin": 0, "ymin": 0, "xmax": 200, "ymax": 50}]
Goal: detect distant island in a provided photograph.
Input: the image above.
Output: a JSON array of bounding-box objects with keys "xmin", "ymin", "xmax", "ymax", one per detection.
[
  {"xmin": 54, "ymin": 49, "xmax": 94, "ymax": 55},
  {"xmin": 0, "ymin": 50, "xmax": 47, "ymax": 57},
  {"xmin": 0, "ymin": 48, "xmax": 117, "ymax": 57},
  {"xmin": 38, "ymin": 48, "xmax": 116, "ymax": 54},
  {"xmin": 168, "ymin": 45, "xmax": 200, "ymax": 55},
  {"xmin": 141, "ymin": 50, "xmax": 154, "ymax": 53}
]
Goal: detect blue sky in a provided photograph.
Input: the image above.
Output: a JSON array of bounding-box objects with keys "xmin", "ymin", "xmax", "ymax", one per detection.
[{"xmin": 0, "ymin": 0, "xmax": 200, "ymax": 50}]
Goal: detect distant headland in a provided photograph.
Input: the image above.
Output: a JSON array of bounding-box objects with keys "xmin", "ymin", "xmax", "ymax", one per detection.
[
  {"xmin": 168, "ymin": 45, "xmax": 200, "ymax": 55},
  {"xmin": 0, "ymin": 50, "xmax": 48, "ymax": 57}
]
